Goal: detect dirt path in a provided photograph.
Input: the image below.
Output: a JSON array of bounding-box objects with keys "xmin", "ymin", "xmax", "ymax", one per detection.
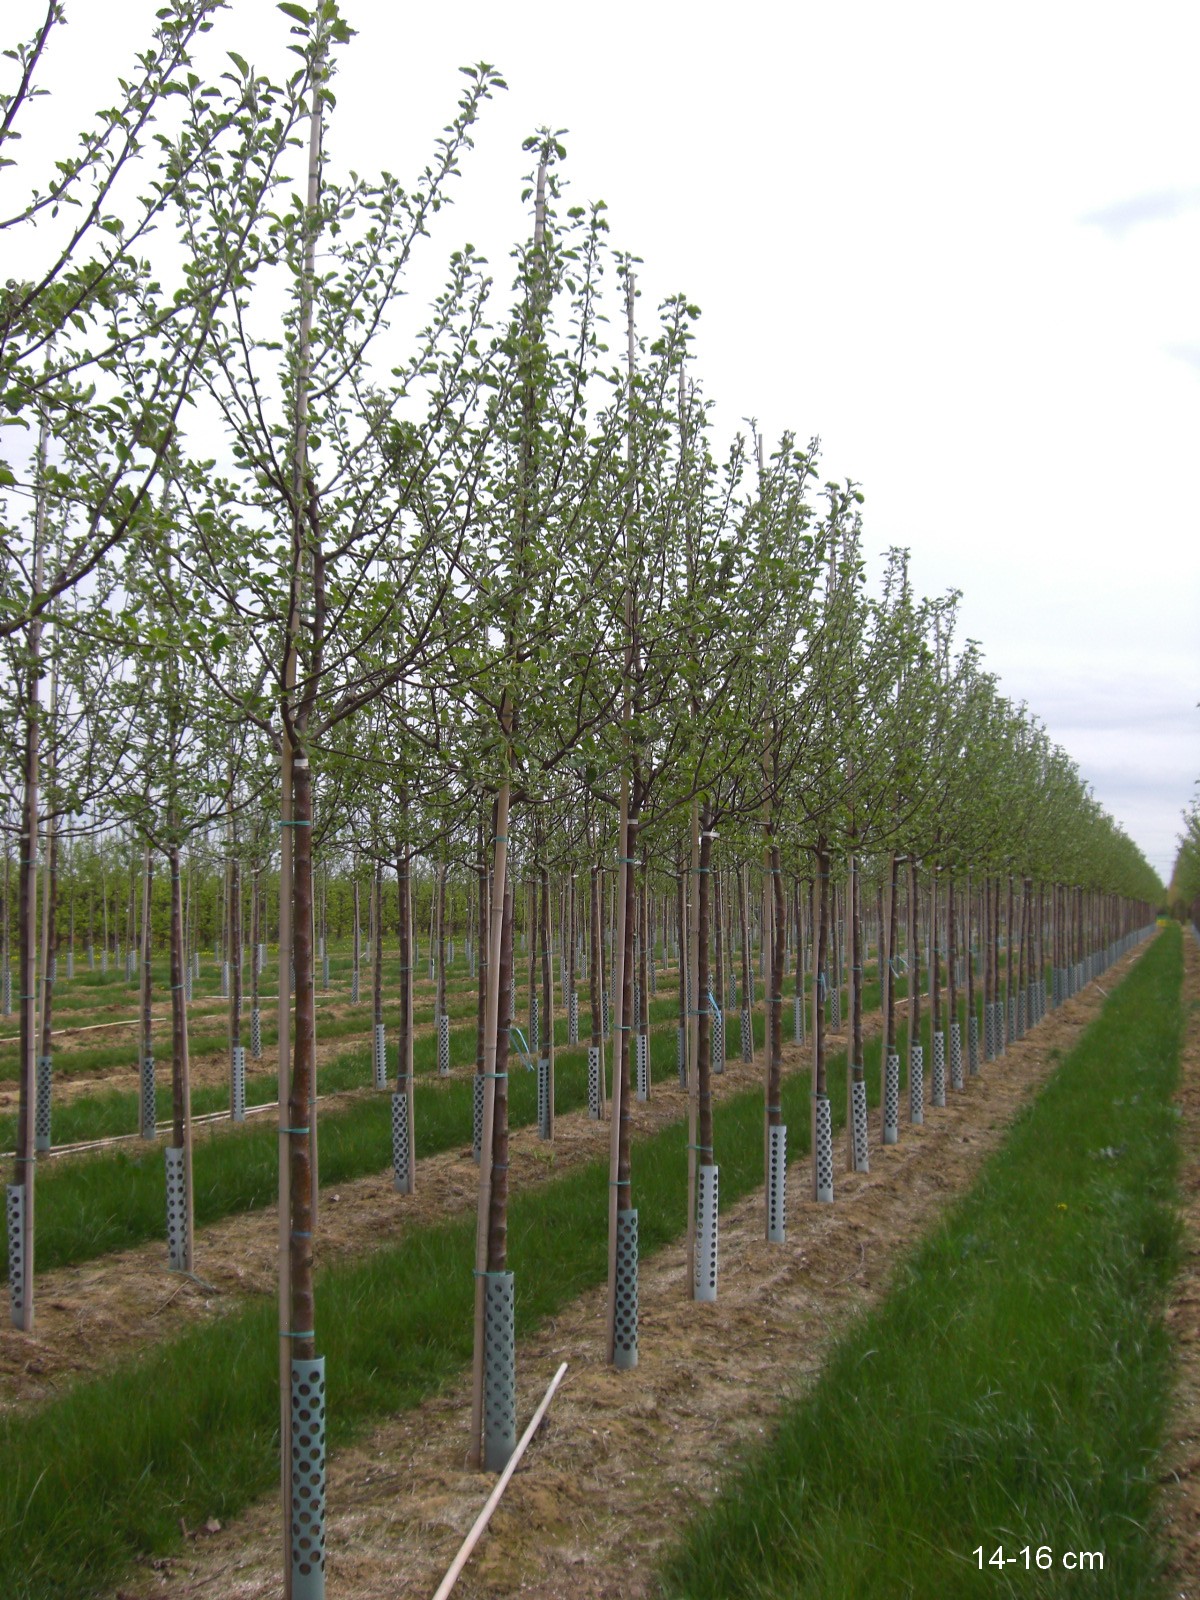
[
  {"xmin": 1157, "ymin": 926, "xmax": 1200, "ymax": 1593},
  {"xmin": 95, "ymin": 950, "xmax": 1145, "ymax": 1600}
]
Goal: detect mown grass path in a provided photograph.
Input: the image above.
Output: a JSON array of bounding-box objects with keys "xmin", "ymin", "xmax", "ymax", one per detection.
[{"xmin": 661, "ymin": 925, "xmax": 1182, "ymax": 1599}]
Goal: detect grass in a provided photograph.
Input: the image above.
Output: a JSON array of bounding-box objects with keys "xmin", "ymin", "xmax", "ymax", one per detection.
[
  {"xmin": 659, "ymin": 926, "xmax": 1182, "ymax": 1600},
  {"xmin": 0, "ymin": 985, "xmax": 904, "ymax": 1599}
]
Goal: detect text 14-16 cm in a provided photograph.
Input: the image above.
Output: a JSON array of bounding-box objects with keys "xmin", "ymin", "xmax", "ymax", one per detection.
[{"xmin": 975, "ymin": 1547, "xmax": 1104, "ymax": 1571}]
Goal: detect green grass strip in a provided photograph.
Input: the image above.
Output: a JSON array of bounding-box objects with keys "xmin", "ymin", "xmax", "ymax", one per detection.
[
  {"xmin": 660, "ymin": 927, "xmax": 1183, "ymax": 1600},
  {"xmin": 0, "ymin": 999, "xmax": 893, "ymax": 1599}
]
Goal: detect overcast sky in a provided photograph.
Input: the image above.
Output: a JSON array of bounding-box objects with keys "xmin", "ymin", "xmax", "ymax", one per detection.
[{"xmin": 7, "ymin": 0, "xmax": 1199, "ymax": 883}]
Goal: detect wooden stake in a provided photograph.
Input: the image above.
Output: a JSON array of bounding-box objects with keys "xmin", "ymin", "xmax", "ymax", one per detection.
[{"xmin": 432, "ymin": 1363, "xmax": 568, "ymax": 1600}]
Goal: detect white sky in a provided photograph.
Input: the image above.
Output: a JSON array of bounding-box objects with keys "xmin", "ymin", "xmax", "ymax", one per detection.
[{"xmin": 7, "ymin": 0, "xmax": 1199, "ymax": 884}]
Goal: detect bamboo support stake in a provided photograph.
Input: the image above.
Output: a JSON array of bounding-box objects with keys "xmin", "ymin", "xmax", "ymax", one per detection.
[{"xmin": 432, "ymin": 1363, "xmax": 568, "ymax": 1600}]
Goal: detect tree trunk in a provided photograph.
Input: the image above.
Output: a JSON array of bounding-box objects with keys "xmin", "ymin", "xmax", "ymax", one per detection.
[
  {"xmin": 486, "ymin": 882, "xmax": 513, "ymax": 1272},
  {"xmin": 169, "ymin": 843, "xmax": 194, "ymax": 1270}
]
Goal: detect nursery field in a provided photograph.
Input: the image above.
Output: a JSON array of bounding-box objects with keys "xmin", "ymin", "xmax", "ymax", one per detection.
[
  {"xmin": 2, "ymin": 6, "xmax": 1183, "ymax": 1599},
  {"xmin": 5, "ymin": 923, "xmax": 1194, "ymax": 1599}
]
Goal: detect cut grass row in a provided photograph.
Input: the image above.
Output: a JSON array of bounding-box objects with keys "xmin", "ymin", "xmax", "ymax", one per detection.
[
  {"xmin": 660, "ymin": 926, "xmax": 1181, "ymax": 1600},
  {"xmin": 0, "ymin": 1000, "xmax": 902, "ymax": 1599}
]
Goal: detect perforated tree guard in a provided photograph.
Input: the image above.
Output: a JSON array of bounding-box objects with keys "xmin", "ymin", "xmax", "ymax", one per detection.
[
  {"xmin": 437, "ymin": 1014, "xmax": 450, "ymax": 1078},
  {"xmin": 7, "ymin": 1183, "xmax": 24, "ymax": 1326},
  {"xmin": 649, "ymin": 961, "xmax": 657, "ymax": 997},
  {"xmin": 258, "ymin": 941, "xmax": 267, "ymax": 973},
  {"xmin": 828, "ymin": 986, "xmax": 841, "ymax": 1031},
  {"xmin": 768, "ymin": 1122, "xmax": 787, "ymax": 1241},
  {"xmin": 983, "ymin": 1003, "xmax": 995, "ymax": 1061},
  {"xmin": 484, "ymin": 1272, "xmax": 516, "ymax": 1471},
  {"xmin": 676, "ymin": 1025, "xmax": 686, "ymax": 1085},
  {"xmin": 968, "ymin": 1013, "xmax": 979, "ymax": 1074},
  {"xmin": 165, "ymin": 1145, "xmax": 187, "ymax": 1271},
  {"xmin": 740, "ymin": 1007, "xmax": 752, "ymax": 1063},
  {"xmin": 530, "ymin": 994, "xmax": 539, "ymax": 1056},
  {"xmin": 852, "ymin": 1079, "xmax": 869, "ymax": 1172},
  {"xmin": 632, "ymin": 984, "xmax": 640, "ymax": 1035},
  {"xmin": 291, "ymin": 1355, "xmax": 327, "ymax": 1598},
  {"xmin": 711, "ymin": 1009, "xmax": 724, "ymax": 1076},
  {"xmin": 909, "ymin": 1043, "xmax": 925, "ymax": 1125},
  {"xmin": 372, "ymin": 1024, "xmax": 387, "ymax": 1090},
  {"xmin": 251, "ymin": 1006, "xmax": 262, "ymax": 1060},
  {"xmin": 538, "ymin": 1058, "xmax": 551, "ymax": 1138},
  {"xmin": 509, "ymin": 973, "xmax": 517, "ymax": 1021},
  {"xmin": 2, "ymin": 968, "xmax": 11, "ymax": 1014},
  {"xmin": 35, "ymin": 1054, "xmax": 51, "ymax": 1152},
  {"xmin": 814, "ymin": 1094, "xmax": 834, "ymax": 1202},
  {"xmin": 931, "ymin": 1032, "xmax": 946, "ymax": 1108},
  {"xmin": 1008, "ymin": 995, "xmax": 1017, "ymax": 1042},
  {"xmin": 587, "ymin": 1047, "xmax": 602, "ymax": 1119},
  {"xmin": 471, "ymin": 1074, "xmax": 484, "ymax": 1162},
  {"xmin": 614, "ymin": 1208, "xmax": 639, "ymax": 1370},
  {"xmin": 568, "ymin": 989, "xmax": 579, "ymax": 1046},
  {"xmin": 193, "ymin": 950, "xmax": 201, "ymax": 979},
  {"xmin": 727, "ymin": 972, "xmax": 737, "ymax": 1011},
  {"xmin": 601, "ymin": 989, "xmax": 610, "ymax": 1040},
  {"xmin": 231, "ymin": 1045, "xmax": 246, "ymax": 1123},
  {"xmin": 636, "ymin": 1033, "xmax": 649, "ymax": 1101},
  {"xmin": 883, "ymin": 1053, "xmax": 900, "ymax": 1144},
  {"xmin": 392, "ymin": 1091, "xmax": 411, "ymax": 1192},
  {"xmin": 793, "ymin": 992, "xmax": 805, "ymax": 1045},
  {"xmin": 88, "ymin": 944, "xmax": 95, "ymax": 972},
  {"xmin": 66, "ymin": 951, "xmax": 74, "ymax": 980},
  {"xmin": 350, "ymin": 968, "xmax": 359, "ymax": 1005},
  {"xmin": 126, "ymin": 951, "xmax": 135, "ymax": 982},
  {"xmin": 950, "ymin": 1022, "xmax": 964, "ymax": 1090},
  {"xmin": 695, "ymin": 1164, "xmax": 719, "ymax": 1301},
  {"xmin": 101, "ymin": 948, "xmax": 108, "ymax": 975},
  {"xmin": 322, "ymin": 953, "xmax": 330, "ymax": 991},
  {"xmin": 1016, "ymin": 992, "xmax": 1026, "ymax": 1039},
  {"xmin": 140, "ymin": 1055, "xmax": 156, "ymax": 1141}
]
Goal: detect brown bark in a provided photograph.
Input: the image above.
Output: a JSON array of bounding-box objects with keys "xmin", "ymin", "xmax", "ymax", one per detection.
[
  {"xmin": 288, "ymin": 756, "xmax": 316, "ymax": 1361},
  {"xmin": 908, "ymin": 858, "xmax": 921, "ymax": 1057},
  {"xmin": 697, "ymin": 821, "xmax": 713, "ymax": 1159},
  {"xmin": 849, "ymin": 849, "xmax": 863, "ymax": 1083},
  {"xmin": 616, "ymin": 819, "xmax": 638, "ymax": 1197},
  {"xmin": 768, "ymin": 843, "xmax": 785, "ymax": 1126},
  {"xmin": 590, "ymin": 863, "xmax": 602, "ymax": 1047},
  {"xmin": 947, "ymin": 872, "xmax": 958, "ymax": 1051},
  {"xmin": 486, "ymin": 882, "xmax": 513, "ymax": 1273},
  {"xmin": 814, "ymin": 841, "xmax": 830, "ymax": 1097},
  {"xmin": 885, "ymin": 854, "xmax": 901, "ymax": 1053},
  {"xmin": 372, "ymin": 863, "xmax": 384, "ymax": 1029},
  {"xmin": 140, "ymin": 845, "xmax": 154, "ymax": 1080}
]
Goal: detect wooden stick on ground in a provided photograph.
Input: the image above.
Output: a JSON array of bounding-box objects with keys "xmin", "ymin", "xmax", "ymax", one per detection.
[{"xmin": 432, "ymin": 1362, "xmax": 568, "ymax": 1600}]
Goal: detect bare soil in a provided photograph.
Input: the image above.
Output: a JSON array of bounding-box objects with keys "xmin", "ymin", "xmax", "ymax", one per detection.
[{"xmin": 93, "ymin": 956, "xmax": 1142, "ymax": 1600}]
